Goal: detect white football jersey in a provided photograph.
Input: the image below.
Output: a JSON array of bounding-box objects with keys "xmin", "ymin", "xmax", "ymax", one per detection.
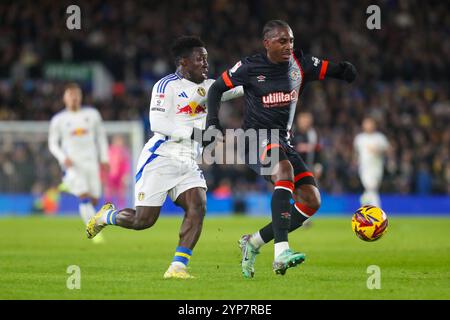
[
  {"xmin": 48, "ymin": 106, "xmax": 108, "ymax": 168},
  {"xmin": 354, "ymin": 132, "xmax": 389, "ymax": 169},
  {"xmin": 146, "ymin": 71, "xmax": 243, "ymax": 160}
]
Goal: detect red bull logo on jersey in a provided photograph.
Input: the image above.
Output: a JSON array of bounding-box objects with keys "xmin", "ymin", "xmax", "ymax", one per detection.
[
  {"xmin": 176, "ymin": 102, "xmax": 207, "ymax": 116},
  {"xmin": 262, "ymin": 89, "xmax": 298, "ymax": 107},
  {"xmin": 71, "ymin": 128, "xmax": 88, "ymax": 136}
]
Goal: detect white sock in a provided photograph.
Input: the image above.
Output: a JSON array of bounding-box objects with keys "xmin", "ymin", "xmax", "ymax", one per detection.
[
  {"xmin": 361, "ymin": 190, "xmax": 381, "ymax": 207},
  {"xmin": 79, "ymin": 201, "xmax": 96, "ymax": 224},
  {"xmin": 360, "ymin": 191, "xmax": 370, "ymax": 206},
  {"xmin": 249, "ymin": 231, "xmax": 266, "ymax": 249},
  {"xmin": 100, "ymin": 209, "xmax": 114, "ymax": 225},
  {"xmin": 170, "ymin": 261, "xmax": 186, "ymax": 269},
  {"xmin": 370, "ymin": 191, "xmax": 381, "ymax": 207},
  {"xmin": 79, "ymin": 203, "xmax": 89, "ymax": 223},
  {"xmin": 274, "ymin": 241, "xmax": 289, "ymax": 259}
]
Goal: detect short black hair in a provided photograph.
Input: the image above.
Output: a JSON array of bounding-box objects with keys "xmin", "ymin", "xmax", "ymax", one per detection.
[
  {"xmin": 171, "ymin": 36, "xmax": 205, "ymax": 66},
  {"xmin": 262, "ymin": 20, "xmax": 291, "ymax": 39}
]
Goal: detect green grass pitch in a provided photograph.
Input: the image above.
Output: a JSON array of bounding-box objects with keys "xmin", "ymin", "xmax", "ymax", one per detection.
[{"xmin": 1, "ymin": 215, "xmax": 449, "ymax": 299}]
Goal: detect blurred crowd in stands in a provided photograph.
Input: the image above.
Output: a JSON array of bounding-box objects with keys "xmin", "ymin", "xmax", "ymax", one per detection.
[{"xmin": 0, "ymin": 0, "xmax": 449, "ymax": 195}]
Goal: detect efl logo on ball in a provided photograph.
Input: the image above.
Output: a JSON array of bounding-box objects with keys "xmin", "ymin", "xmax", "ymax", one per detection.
[{"xmin": 351, "ymin": 205, "xmax": 388, "ymax": 242}]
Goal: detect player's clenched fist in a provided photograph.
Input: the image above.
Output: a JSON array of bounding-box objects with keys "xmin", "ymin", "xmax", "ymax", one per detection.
[
  {"xmin": 191, "ymin": 124, "xmax": 224, "ymax": 148},
  {"xmin": 339, "ymin": 61, "xmax": 357, "ymax": 83}
]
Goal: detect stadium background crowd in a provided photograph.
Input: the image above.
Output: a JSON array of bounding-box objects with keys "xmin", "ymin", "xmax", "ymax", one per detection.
[{"xmin": 0, "ymin": 0, "xmax": 448, "ymax": 198}]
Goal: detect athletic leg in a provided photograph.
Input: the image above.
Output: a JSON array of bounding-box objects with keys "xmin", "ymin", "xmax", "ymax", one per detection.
[
  {"xmin": 360, "ymin": 170, "xmax": 382, "ymax": 207},
  {"xmin": 163, "ymin": 157, "xmax": 208, "ymax": 279},
  {"xmin": 241, "ymin": 144, "xmax": 316, "ymax": 276},
  {"xmin": 252, "ymin": 147, "xmax": 321, "ymax": 247},
  {"xmin": 174, "ymin": 187, "xmax": 207, "ymax": 249},
  {"xmin": 270, "ymin": 160, "xmax": 295, "ymax": 257},
  {"xmin": 78, "ymin": 193, "xmax": 97, "ymax": 224},
  {"xmin": 63, "ymin": 166, "xmax": 94, "ymax": 224},
  {"xmin": 256, "ymin": 184, "xmax": 321, "ymax": 246},
  {"xmin": 163, "ymin": 187, "xmax": 206, "ymax": 279},
  {"xmin": 86, "ymin": 153, "xmax": 171, "ymax": 238},
  {"xmin": 239, "ymin": 142, "xmax": 304, "ymax": 277},
  {"xmin": 114, "ymin": 206, "xmax": 162, "ymax": 230},
  {"xmin": 86, "ymin": 203, "xmax": 162, "ymax": 238}
]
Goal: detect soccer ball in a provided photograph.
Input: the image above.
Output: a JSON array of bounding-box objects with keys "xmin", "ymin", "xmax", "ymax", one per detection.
[{"xmin": 351, "ymin": 205, "xmax": 388, "ymax": 241}]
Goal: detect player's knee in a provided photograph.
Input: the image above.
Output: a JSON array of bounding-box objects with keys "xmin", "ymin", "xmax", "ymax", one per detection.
[
  {"xmin": 294, "ymin": 185, "xmax": 321, "ymax": 211},
  {"xmin": 309, "ymin": 195, "xmax": 321, "ymax": 211},
  {"xmin": 304, "ymin": 190, "xmax": 321, "ymax": 211},
  {"xmin": 273, "ymin": 161, "xmax": 294, "ymax": 182},
  {"xmin": 187, "ymin": 202, "xmax": 206, "ymax": 221},
  {"xmin": 183, "ymin": 200, "xmax": 206, "ymax": 228},
  {"xmin": 183, "ymin": 190, "xmax": 207, "ymax": 219}
]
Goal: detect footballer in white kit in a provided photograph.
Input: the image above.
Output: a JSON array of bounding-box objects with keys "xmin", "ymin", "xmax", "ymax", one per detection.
[
  {"xmin": 135, "ymin": 73, "xmax": 241, "ymax": 207},
  {"xmin": 49, "ymin": 83, "xmax": 109, "ymax": 242},
  {"xmin": 86, "ymin": 36, "xmax": 243, "ymax": 279},
  {"xmin": 354, "ymin": 117, "xmax": 390, "ymax": 207}
]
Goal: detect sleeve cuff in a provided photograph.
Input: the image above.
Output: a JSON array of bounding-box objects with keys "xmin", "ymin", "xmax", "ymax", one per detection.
[
  {"xmin": 222, "ymin": 71, "xmax": 234, "ymax": 89},
  {"xmin": 319, "ymin": 60, "xmax": 328, "ymax": 80}
]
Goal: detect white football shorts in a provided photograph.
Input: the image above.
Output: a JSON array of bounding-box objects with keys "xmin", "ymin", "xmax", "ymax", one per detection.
[
  {"xmin": 63, "ymin": 164, "xmax": 102, "ymax": 199},
  {"xmin": 134, "ymin": 152, "xmax": 207, "ymax": 207}
]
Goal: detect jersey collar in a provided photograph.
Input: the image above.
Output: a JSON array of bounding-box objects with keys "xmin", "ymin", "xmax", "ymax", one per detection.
[
  {"xmin": 175, "ymin": 70, "xmax": 183, "ymax": 79},
  {"xmin": 262, "ymin": 52, "xmax": 290, "ymax": 67}
]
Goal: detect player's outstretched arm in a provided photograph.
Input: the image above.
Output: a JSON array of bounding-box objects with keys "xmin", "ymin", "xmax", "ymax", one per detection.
[
  {"xmin": 202, "ymin": 61, "xmax": 247, "ymax": 146},
  {"xmin": 207, "ymin": 60, "xmax": 248, "ymax": 128},
  {"xmin": 206, "ymin": 76, "xmax": 229, "ymax": 130},
  {"xmin": 300, "ymin": 53, "xmax": 357, "ymax": 84},
  {"xmin": 325, "ymin": 61, "xmax": 357, "ymax": 83},
  {"xmin": 192, "ymin": 78, "xmax": 229, "ymax": 147},
  {"xmin": 221, "ymin": 85, "xmax": 244, "ymax": 102}
]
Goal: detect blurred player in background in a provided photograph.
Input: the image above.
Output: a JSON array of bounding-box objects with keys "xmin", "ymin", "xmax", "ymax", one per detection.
[
  {"xmin": 86, "ymin": 36, "xmax": 243, "ymax": 279},
  {"xmin": 292, "ymin": 111, "xmax": 323, "ymax": 228},
  {"xmin": 48, "ymin": 83, "xmax": 109, "ymax": 243},
  {"xmin": 292, "ymin": 111, "xmax": 323, "ymax": 180},
  {"xmin": 104, "ymin": 134, "xmax": 131, "ymax": 209},
  {"xmin": 353, "ymin": 117, "xmax": 390, "ymax": 207},
  {"xmin": 207, "ymin": 19, "xmax": 357, "ymax": 278}
]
